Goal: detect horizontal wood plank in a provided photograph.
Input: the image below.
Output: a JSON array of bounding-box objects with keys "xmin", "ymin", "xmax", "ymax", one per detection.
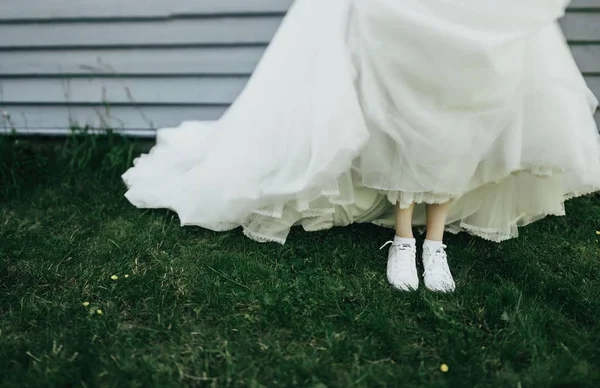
[
  {"xmin": 0, "ymin": 0, "xmax": 293, "ymax": 20},
  {"xmin": 585, "ymin": 75, "xmax": 600, "ymax": 98},
  {"xmin": 569, "ymin": 0, "xmax": 600, "ymax": 9},
  {"xmin": 560, "ymin": 12, "xmax": 600, "ymax": 41},
  {"xmin": 571, "ymin": 44, "xmax": 600, "ymax": 73},
  {"xmin": 0, "ymin": 105, "xmax": 226, "ymax": 131},
  {"xmin": 0, "ymin": 0, "xmax": 594, "ymax": 21},
  {"xmin": 0, "ymin": 17, "xmax": 282, "ymax": 49},
  {"xmin": 0, "ymin": 47, "xmax": 266, "ymax": 75},
  {"xmin": 0, "ymin": 76, "xmax": 249, "ymax": 104}
]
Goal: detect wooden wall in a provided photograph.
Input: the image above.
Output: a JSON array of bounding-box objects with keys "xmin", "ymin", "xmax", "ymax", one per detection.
[{"xmin": 0, "ymin": 0, "xmax": 597, "ymax": 136}]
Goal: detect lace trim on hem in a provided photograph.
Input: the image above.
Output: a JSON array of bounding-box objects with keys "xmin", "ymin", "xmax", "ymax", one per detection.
[
  {"xmin": 252, "ymin": 209, "xmax": 283, "ymax": 218},
  {"xmin": 380, "ymin": 164, "xmax": 585, "ymax": 208},
  {"xmin": 452, "ymin": 206, "xmax": 569, "ymax": 243},
  {"xmin": 301, "ymin": 209, "xmax": 336, "ymax": 218},
  {"xmin": 242, "ymin": 228, "xmax": 286, "ymax": 245},
  {"xmin": 328, "ymin": 198, "xmax": 357, "ymax": 206},
  {"xmin": 242, "ymin": 166, "xmax": 600, "ymax": 244},
  {"xmin": 416, "ymin": 223, "xmax": 516, "ymax": 243},
  {"xmin": 456, "ymin": 222, "xmax": 517, "ymax": 243},
  {"xmin": 564, "ymin": 186, "xmax": 600, "ymax": 201},
  {"xmin": 388, "ymin": 192, "xmax": 458, "ymax": 209}
]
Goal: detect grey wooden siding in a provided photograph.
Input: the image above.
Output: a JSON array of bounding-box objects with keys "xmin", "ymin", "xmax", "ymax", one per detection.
[{"xmin": 0, "ymin": 0, "xmax": 598, "ymax": 136}]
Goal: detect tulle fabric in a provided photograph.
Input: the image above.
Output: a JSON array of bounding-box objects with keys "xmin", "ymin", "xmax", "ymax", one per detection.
[{"xmin": 123, "ymin": 0, "xmax": 600, "ymax": 244}]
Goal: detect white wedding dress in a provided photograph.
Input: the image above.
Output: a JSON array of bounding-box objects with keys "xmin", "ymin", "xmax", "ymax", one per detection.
[{"xmin": 123, "ymin": 0, "xmax": 600, "ymax": 244}]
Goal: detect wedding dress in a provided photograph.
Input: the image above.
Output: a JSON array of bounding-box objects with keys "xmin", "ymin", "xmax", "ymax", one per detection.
[{"xmin": 123, "ymin": 0, "xmax": 600, "ymax": 244}]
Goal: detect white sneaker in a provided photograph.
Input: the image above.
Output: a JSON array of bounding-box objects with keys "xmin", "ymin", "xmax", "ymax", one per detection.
[
  {"xmin": 422, "ymin": 244, "xmax": 456, "ymax": 293},
  {"xmin": 381, "ymin": 241, "xmax": 419, "ymax": 291}
]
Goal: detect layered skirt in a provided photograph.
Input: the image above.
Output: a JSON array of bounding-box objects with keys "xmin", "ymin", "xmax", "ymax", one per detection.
[{"xmin": 123, "ymin": 0, "xmax": 600, "ymax": 243}]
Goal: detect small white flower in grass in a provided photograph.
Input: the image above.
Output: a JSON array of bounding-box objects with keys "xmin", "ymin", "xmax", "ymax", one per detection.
[
  {"xmin": 82, "ymin": 301, "xmax": 90, "ymax": 307},
  {"xmin": 111, "ymin": 275, "xmax": 118, "ymax": 280},
  {"xmin": 440, "ymin": 364, "xmax": 449, "ymax": 373},
  {"xmin": 124, "ymin": 274, "xmax": 129, "ymax": 278},
  {"xmin": 96, "ymin": 309, "xmax": 103, "ymax": 315}
]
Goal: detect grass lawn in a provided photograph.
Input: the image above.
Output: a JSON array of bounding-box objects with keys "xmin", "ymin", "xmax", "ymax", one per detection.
[{"xmin": 1, "ymin": 134, "xmax": 599, "ymax": 387}]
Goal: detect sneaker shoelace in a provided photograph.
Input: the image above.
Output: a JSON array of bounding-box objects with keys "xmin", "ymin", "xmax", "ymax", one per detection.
[
  {"xmin": 423, "ymin": 244, "xmax": 450, "ymax": 276},
  {"xmin": 380, "ymin": 241, "xmax": 416, "ymax": 253}
]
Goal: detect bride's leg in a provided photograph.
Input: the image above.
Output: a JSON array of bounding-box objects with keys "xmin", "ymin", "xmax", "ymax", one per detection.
[
  {"xmin": 423, "ymin": 202, "xmax": 456, "ymax": 292},
  {"xmin": 395, "ymin": 202, "xmax": 415, "ymax": 238},
  {"xmin": 385, "ymin": 202, "xmax": 419, "ymax": 291},
  {"xmin": 425, "ymin": 202, "xmax": 451, "ymax": 241}
]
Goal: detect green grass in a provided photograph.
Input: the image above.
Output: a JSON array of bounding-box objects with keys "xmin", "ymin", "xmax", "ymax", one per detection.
[{"xmin": 1, "ymin": 134, "xmax": 600, "ymax": 387}]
